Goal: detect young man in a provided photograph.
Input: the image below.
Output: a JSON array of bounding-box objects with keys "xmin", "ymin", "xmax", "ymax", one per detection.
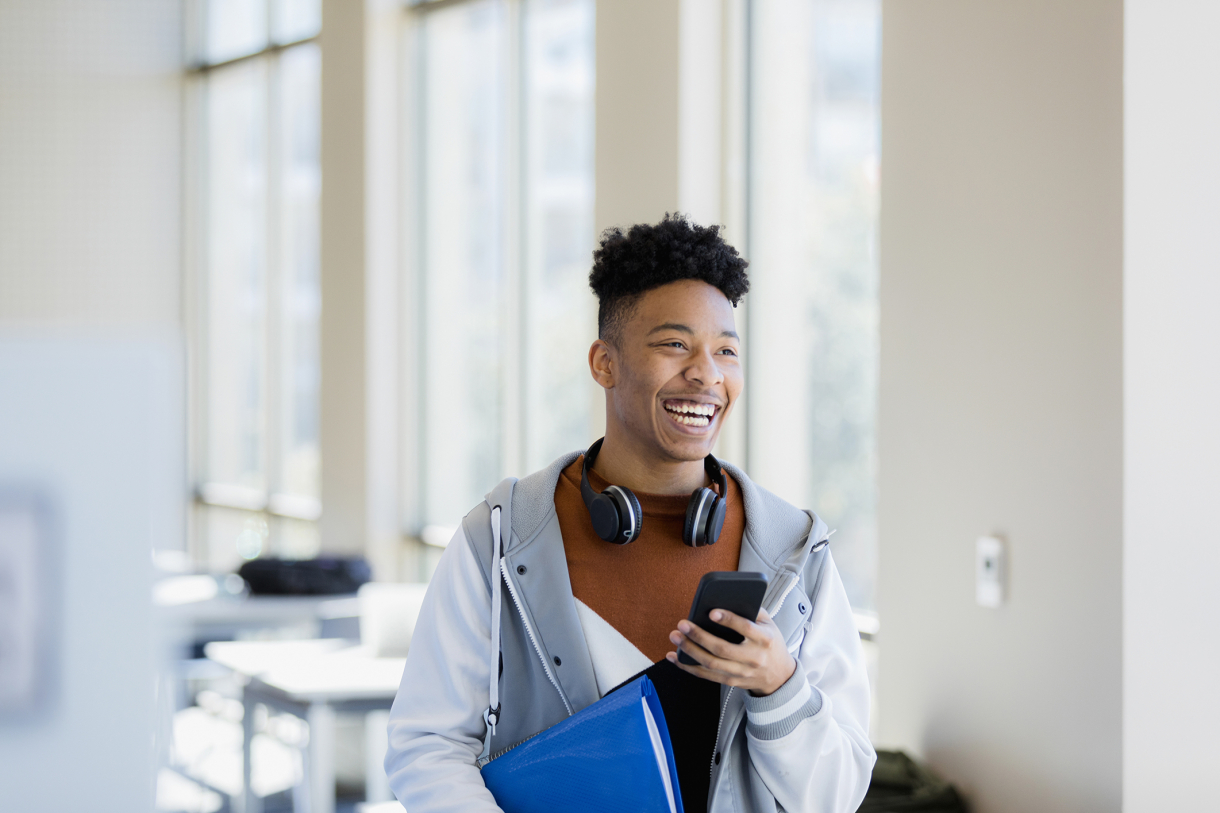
[{"xmin": 385, "ymin": 215, "xmax": 875, "ymax": 812}]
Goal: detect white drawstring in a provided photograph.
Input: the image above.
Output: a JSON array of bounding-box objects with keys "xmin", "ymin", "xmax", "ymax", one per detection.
[{"xmin": 480, "ymin": 506, "xmax": 503, "ymax": 761}]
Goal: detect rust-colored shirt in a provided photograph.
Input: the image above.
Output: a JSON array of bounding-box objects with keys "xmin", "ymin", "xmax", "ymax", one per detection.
[{"xmin": 554, "ymin": 456, "xmax": 744, "ymax": 663}]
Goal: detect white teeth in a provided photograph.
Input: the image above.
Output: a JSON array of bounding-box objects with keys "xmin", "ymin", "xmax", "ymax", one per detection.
[
  {"xmin": 671, "ymin": 412, "xmax": 710, "ymax": 427},
  {"xmin": 666, "ymin": 402, "xmax": 715, "ymax": 418}
]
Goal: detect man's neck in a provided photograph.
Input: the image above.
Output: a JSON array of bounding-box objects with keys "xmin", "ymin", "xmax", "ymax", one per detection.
[{"xmin": 590, "ymin": 428, "xmax": 710, "ymax": 495}]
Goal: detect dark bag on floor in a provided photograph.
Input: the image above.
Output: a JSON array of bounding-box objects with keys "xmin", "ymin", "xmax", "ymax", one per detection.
[
  {"xmin": 857, "ymin": 750, "xmax": 968, "ymax": 812},
  {"xmin": 238, "ymin": 556, "xmax": 371, "ymax": 596}
]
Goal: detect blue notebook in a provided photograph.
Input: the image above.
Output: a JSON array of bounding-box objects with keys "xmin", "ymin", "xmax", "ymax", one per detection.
[{"xmin": 480, "ymin": 675, "xmax": 684, "ymax": 813}]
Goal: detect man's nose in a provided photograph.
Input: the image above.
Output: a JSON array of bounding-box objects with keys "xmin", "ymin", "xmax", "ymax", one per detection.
[{"xmin": 686, "ymin": 348, "xmax": 724, "ymax": 386}]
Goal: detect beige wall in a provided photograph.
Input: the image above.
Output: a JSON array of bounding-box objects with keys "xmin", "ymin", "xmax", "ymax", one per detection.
[
  {"xmin": 316, "ymin": 0, "xmax": 408, "ymax": 576},
  {"xmin": 594, "ymin": 0, "xmax": 681, "ymax": 233},
  {"xmin": 1124, "ymin": 1, "xmax": 1220, "ymax": 809},
  {"xmin": 0, "ymin": 0, "xmax": 182, "ymax": 328},
  {"xmin": 594, "ymin": 0, "xmax": 739, "ymax": 234},
  {"xmin": 319, "ymin": 0, "xmax": 371, "ymax": 557},
  {"xmin": 877, "ymin": 2, "xmax": 1123, "ymax": 811}
]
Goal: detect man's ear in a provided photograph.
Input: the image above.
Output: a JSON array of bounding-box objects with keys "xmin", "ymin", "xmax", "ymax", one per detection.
[{"xmin": 589, "ymin": 339, "xmax": 615, "ymax": 389}]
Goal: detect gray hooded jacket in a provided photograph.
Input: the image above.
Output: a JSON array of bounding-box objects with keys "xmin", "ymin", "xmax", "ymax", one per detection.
[{"xmin": 386, "ymin": 451, "xmax": 875, "ymax": 813}]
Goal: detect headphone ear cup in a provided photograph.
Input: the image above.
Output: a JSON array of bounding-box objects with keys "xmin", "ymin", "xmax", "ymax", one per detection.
[
  {"xmin": 587, "ymin": 494, "xmax": 622, "ymax": 542},
  {"xmin": 683, "ymin": 492, "xmax": 702, "ymax": 546},
  {"xmin": 604, "ymin": 485, "xmax": 642, "ymax": 545},
  {"xmin": 623, "ymin": 489, "xmax": 643, "ymax": 543},
  {"xmin": 685, "ymin": 487, "xmax": 720, "ymax": 547},
  {"xmin": 704, "ymin": 495, "xmax": 727, "ymax": 547}
]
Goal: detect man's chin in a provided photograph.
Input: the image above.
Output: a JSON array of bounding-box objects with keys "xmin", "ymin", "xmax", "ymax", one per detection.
[{"xmin": 656, "ymin": 430, "xmax": 719, "ymax": 462}]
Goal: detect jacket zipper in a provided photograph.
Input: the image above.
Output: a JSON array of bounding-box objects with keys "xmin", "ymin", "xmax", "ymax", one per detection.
[
  {"xmin": 487, "ymin": 729, "xmax": 540, "ymax": 762},
  {"xmin": 500, "ymin": 557, "xmax": 574, "ymax": 716},
  {"xmin": 708, "ymin": 570, "xmax": 806, "ymax": 779},
  {"xmin": 771, "ymin": 573, "xmax": 800, "ymax": 619},
  {"xmin": 709, "ymin": 686, "xmax": 736, "ymax": 778}
]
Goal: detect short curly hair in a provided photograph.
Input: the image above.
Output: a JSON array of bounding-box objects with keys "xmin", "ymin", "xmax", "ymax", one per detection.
[{"xmin": 589, "ymin": 213, "xmax": 750, "ymax": 345}]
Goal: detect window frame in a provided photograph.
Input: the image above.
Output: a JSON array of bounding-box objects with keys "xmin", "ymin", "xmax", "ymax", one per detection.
[
  {"xmin": 185, "ymin": 2, "xmax": 323, "ymax": 568},
  {"xmin": 399, "ymin": 0, "xmax": 599, "ymax": 553}
]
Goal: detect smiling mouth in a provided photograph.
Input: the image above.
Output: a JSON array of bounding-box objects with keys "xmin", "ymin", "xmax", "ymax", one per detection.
[{"xmin": 662, "ymin": 399, "xmax": 719, "ymax": 428}]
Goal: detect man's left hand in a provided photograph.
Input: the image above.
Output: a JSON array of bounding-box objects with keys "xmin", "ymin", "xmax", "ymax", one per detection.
[{"xmin": 665, "ymin": 608, "xmax": 797, "ymax": 696}]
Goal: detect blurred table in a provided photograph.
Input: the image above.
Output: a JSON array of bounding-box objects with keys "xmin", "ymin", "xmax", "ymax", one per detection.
[
  {"xmin": 205, "ymin": 639, "xmax": 406, "ymax": 813},
  {"xmin": 161, "ymin": 589, "xmax": 360, "ymax": 644}
]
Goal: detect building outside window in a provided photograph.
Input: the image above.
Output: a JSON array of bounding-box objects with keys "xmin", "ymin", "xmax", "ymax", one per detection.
[{"xmin": 188, "ymin": 0, "xmax": 323, "ymax": 571}]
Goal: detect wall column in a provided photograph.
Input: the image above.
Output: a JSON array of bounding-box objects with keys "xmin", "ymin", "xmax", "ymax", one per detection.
[
  {"xmin": 1124, "ymin": 1, "xmax": 1220, "ymax": 808},
  {"xmin": 877, "ymin": 2, "xmax": 1123, "ymax": 811},
  {"xmin": 319, "ymin": 0, "xmax": 368, "ymax": 556}
]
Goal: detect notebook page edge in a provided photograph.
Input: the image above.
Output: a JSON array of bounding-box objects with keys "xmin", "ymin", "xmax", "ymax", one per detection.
[{"xmin": 641, "ymin": 696, "xmax": 677, "ymax": 813}]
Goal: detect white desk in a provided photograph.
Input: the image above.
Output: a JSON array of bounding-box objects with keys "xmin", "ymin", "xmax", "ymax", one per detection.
[
  {"xmin": 164, "ymin": 594, "xmax": 360, "ymax": 643},
  {"xmin": 205, "ymin": 639, "xmax": 406, "ymax": 813}
]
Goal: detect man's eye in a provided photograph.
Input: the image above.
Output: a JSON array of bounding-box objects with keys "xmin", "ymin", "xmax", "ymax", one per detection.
[
  {"xmin": 665, "ymin": 341, "xmax": 685, "ymax": 349},
  {"xmin": 719, "ymin": 348, "xmax": 738, "ymax": 356}
]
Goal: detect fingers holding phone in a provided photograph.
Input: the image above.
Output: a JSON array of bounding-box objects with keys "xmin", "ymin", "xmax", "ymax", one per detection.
[
  {"xmin": 665, "ymin": 572, "xmax": 798, "ymax": 697},
  {"xmin": 667, "ymin": 607, "xmax": 796, "ymax": 697}
]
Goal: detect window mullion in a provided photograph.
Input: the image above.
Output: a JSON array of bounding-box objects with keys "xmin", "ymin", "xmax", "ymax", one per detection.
[
  {"xmin": 502, "ymin": 0, "xmax": 524, "ymax": 481},
  {"xmin": 401, "ymin": 16, "xmax": 426, "ymax": 539},
  {"xmin": 265, "ymin": 51, "xmax": 285, "ymax": 550},
  {"xmin": 189, "ymin": 72, "xmax": 213, "ymax": 566}
]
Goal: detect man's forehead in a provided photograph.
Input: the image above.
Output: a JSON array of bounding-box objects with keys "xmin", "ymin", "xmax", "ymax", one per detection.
[{"xmin": 629, "ymin": 280, "xmax": 738, "ymax": 337}]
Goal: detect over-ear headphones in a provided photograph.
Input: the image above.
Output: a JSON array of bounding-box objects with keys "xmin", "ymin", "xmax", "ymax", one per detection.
[{"xmin": 579, "ymin": 438, "xmax": 728, "ymax": 548}]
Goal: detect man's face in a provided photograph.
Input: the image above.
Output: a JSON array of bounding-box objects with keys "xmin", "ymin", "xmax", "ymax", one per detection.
[{"xmin": 599, "ymin": 279, "xmax": 743, "ymax": 463}]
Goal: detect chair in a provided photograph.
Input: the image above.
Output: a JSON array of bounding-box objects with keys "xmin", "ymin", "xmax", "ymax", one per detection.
[
  {"xmin": 357, "ymin": 582, "xmax": 429, "ymax": 803},
  {"xmin": 357, "ymin": 582, "xmax": 430, "ymax": 658}
]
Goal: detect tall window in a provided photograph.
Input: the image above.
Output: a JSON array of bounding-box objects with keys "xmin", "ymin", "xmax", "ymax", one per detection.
[
  {"xmin": 403, "ymin": 0, "xmax": 596, "ymax": 542},
  {"xmin": 189, "ymin": 0, "xmax": 323, "ymax": 570},
  {"xmin": 749, "ymin": 0, "xmax": 881, "ymax": 611}
]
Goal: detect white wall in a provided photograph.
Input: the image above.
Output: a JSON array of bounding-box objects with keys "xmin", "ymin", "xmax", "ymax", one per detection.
[
  {"xmin": 0, "ymin": 336, "xmax": 182, "ymax": 809},
  {"xmin": 0, "ymin": 3, "xmax": 184, "ymax": 803},
  {"xmin": 877, "ymin": 3, "xmax": 1123, "ymax": 811},
  {"xmin": 0, "ymin": 0, "xmax": 182, "ymax": 328},
  {"xmin": 1124, "ymin": 1, "xmax": 1220, "ymax": 808}
]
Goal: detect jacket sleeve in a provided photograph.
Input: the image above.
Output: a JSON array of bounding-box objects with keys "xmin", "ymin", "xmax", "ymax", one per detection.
[
  {"xmin": 741, "ymin": 551, "xmax": 876, "ymax": 813},
  {"xmin": 384, "ymin": 524, "xmax": 504, "ymax": 813}
]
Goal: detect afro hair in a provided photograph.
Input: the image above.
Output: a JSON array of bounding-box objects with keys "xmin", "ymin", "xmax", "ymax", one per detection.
[{"xmin": 588, "ymin": 213, "xmax": 750, "ymax": 344}]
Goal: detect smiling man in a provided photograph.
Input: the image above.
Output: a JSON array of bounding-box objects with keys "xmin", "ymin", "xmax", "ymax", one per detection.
[{"xmin": 385, "ymin": 215, "xmax": 875, "ymax": 813}]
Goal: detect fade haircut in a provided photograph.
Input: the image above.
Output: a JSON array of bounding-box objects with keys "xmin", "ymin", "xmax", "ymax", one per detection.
[{"xmin": 588, "ymin": 213, "xmax": 750, "ymax": 346}]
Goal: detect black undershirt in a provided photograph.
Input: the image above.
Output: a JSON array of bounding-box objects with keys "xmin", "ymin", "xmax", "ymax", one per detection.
[{"xmin": 610, "ymin": 659, "xmax": 721, "ymax": 813}]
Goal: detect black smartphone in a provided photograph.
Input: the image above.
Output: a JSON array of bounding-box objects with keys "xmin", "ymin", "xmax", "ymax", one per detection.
[{"xmin": 678, "ymin": 571, "xmax": 769, "ymax": 666}]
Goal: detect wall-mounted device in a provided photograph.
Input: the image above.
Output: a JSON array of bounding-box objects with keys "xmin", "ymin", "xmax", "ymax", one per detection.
[
  {"xmin": 976, "ymin": 535, "xmax": 1006, "ymax": 608},
  {"xmin": 0, "ymin": 492, "xmax": 53, "ymax": 716}
]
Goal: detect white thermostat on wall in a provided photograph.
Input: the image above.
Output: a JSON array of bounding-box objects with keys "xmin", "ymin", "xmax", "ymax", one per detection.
[{"xmin": 975, "ymin": 535, "xmax": 1005, "ymax": 608}]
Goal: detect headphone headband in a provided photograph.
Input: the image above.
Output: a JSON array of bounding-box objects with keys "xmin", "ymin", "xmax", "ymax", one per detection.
[
  {"xmin": 578, "ymin": 437, "xmax": 608, "ymax": 507},
  {"xmin": 702, "ymin": 452, "xmax": 727, "ymax": 497}
]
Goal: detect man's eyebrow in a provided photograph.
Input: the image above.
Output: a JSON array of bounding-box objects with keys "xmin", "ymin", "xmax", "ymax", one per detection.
[
  {"xmin": 647, "ymin": 322, "xmax": 694, "ymax": 336},
  {"xmin": 647, "ymin": 322, "xmax": 740, "ymax": 340}
]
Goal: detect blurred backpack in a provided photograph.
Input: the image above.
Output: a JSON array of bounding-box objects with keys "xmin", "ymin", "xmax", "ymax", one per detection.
[
  {"xmin": 857, "ymin": 750, "xmax": 968, "ymax": 812},
  {"xmin": 238, "ymin": 556, "xmax": 372, "ymax": 596}
]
